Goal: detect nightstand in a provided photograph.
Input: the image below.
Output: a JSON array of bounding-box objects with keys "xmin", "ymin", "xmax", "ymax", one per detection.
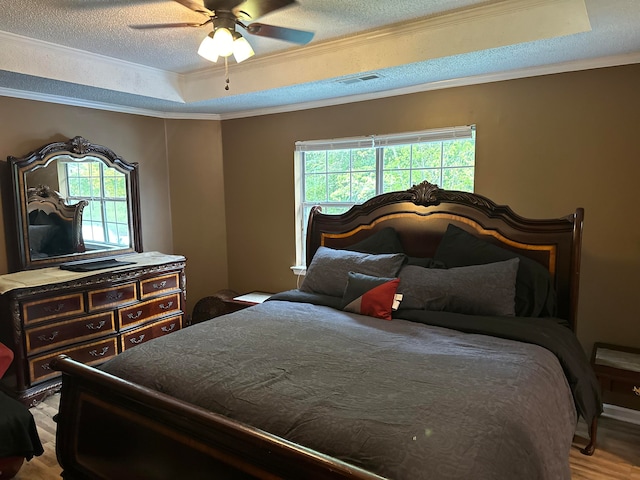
[
  {"xmin": 191, "ymin": 290, "xmax": 273, "ymax": 324},
  {"xmin": 591, "ymin": 342, "xmax": 640, "ymax": 411},
  {"xmin": 226, "ymin": 292, "xmax": 273, "ymax": 309}
]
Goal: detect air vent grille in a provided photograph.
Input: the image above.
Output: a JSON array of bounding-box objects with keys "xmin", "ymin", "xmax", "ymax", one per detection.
[{"xmin": 335, "ymin": 73, "xmax": 382, "ymax": 85}]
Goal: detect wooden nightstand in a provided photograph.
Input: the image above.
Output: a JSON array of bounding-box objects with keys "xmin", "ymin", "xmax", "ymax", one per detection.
[
  {"xmin": 191, "ymin": 290, "xmax": 273, "ymax": 324},
  {"xmin": 591, "ymin": 342, "xmax": 640, "ymax": 411},
  {"xmin": 226, "ymin": 292, "xmax": 273, "ymax": 309}
]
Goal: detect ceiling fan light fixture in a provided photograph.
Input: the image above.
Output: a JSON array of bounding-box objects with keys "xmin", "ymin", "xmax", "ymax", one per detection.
[
  {"xmin": 197, "ymin": 32, "xmax": 219, "ymax": 62},
  {"xmin": 232, "ymin": 34, "xmax": 255, "ymax": 63},
  {"xmin": 213, "ymin": 27, "xmax": 234, "ymax": 57}
]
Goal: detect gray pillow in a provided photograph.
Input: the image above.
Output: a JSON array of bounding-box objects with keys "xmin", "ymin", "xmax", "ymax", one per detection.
[
  {"xmin": 301, "ymin": 246, "xmax": 406, "ymax": 297},
  {"xmin": 397, "ymin": 258, "xmax": 519, "ymax": 316}
]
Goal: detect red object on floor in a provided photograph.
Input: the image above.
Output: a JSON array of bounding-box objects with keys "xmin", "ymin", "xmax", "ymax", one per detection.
[
  {"xmin": 0, "ymin": 457, "xmax": 24, "ymax": 479},
  {"xmin": 0, "ymin": 343, "xmax": 13, "ymax": 378},
  {"xmin": 0, "ymin": 345, "xmax": 24, "ymax": 480}
]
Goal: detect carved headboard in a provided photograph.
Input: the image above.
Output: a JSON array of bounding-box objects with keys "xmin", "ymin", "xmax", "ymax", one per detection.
[
  {"xmin": 306, "ymin": 181, "xmax": 584, "ymax": 330},
  {"xmin": 26, "ymin": 185, "xmax": 88, "ymax": 258}
]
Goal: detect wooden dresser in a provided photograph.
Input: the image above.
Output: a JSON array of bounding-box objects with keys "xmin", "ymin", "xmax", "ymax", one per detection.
[{"xmin": 0, "ymin": 252, "xmax": 186, "ymax": 406}]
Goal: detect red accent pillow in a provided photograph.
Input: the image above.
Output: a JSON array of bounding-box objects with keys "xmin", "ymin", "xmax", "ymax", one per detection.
[
  {"xmin": 0, "ymin": 342, "xmax": 14, "ymax": 378},
  {"xmin": 342, "ymin": 272, "xmax": 401, "ymax": 320}
]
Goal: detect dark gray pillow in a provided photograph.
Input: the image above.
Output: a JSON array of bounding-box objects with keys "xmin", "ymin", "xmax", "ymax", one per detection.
[
  {"xmin": 343, "ymin": 227, "xmax": 404, "ymax": 254},
  {"xmin": 300, "ymin": 246, "xmax": 406, "ymax": 297},
  {"xmin": 397, "ymin": 258, "xmax": 519, "ymax": 316},
  {"xmin": 28, "ymin": 225, "xmax": 57, "ymax": 253},
  {"xmin": 433, "ymin": 224, "xmax": 557, "ymax": 317}
]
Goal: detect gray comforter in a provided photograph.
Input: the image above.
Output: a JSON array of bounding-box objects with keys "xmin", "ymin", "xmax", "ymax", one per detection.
[{"xmin": 101, "ymin": 300, "xmax": 577, "ymax": 480}]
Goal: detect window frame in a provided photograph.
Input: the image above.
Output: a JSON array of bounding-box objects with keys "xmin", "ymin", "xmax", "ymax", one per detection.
[
  {"xmin": 293, "ymin": 125, "xmax": 476, "ymax": 271},
  {"xmin": 60, "ymin": 160, "xmax": 130, "ymax": 248}
]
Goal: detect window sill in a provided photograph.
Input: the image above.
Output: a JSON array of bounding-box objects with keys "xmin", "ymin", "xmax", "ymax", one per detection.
[{"xmin": 290, "ymin": 265, "xmax": 306, "ymax": 276}]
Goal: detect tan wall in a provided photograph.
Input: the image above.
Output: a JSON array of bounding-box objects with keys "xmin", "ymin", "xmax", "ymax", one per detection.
[
  {"xmin": 0, "ymin": 98, "xmax": 227, "ymax": 315},
  {"xmin": 165, "ymin": 119, "xmax": 228, "ymax": 314},
  {"xmin": 1, "ymin": 65, "xmax": 637, "ymax": 354},
  {"xmin": 221, "ymin": 64, "xmax": 640, "ymax": 354}
]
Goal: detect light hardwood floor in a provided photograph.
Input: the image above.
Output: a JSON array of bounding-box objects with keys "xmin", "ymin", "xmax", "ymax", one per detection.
[
  {"xmin": 13, "ymin": 394, "xmax": 640, "ymax": 480},
  {"xmin": 14, "ymin": 394, "xmax": 61, "ymax": 480}
]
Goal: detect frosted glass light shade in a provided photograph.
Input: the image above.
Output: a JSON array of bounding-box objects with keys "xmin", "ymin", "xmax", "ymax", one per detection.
[
  {"xmin": 213, "ymin": 27, "xmax": 234, "ymax": 57},
  {"xmin": 198, "ymin": 29, "xmax": 256, "ymax": 64},
  {"xmin": 233, "ymin": 36, "xmax": 255, "ymax": 63},
  {"xmin": 197, "ymin": 33, "xmax": 219, "ymax": 62}
]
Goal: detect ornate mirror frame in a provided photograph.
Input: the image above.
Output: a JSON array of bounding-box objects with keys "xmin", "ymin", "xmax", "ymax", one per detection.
[{"xmin": 8, "ymin": 136, "xmax": 143, "ymax": 270}]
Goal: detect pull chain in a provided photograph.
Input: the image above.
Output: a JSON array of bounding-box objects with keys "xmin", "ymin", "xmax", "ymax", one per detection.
[{"xmin": 224, "ymin": 57, "xmax": 230, "ymax": 91}]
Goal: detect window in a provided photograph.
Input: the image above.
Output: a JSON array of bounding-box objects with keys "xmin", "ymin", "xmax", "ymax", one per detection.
[
  {"xmin": 294, "ymin": 125, "xmax": 476, "ymax": 269},
  {"xmin": 62, "ymin": 161, "xmax": 130, "ymax": 248}
]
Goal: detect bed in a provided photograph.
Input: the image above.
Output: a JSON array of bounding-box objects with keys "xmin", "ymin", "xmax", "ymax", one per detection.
[{"xmin": 51, "ymin": 180, "xmax": 602, "ymax": 480}]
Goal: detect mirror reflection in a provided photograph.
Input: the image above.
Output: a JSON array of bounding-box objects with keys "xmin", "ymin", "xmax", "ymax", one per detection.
[
  {"xmin": 26, "ymin": 158, "xmax": 130, "ymax": 256},
  {"xmin": 9, "ymin": 136, "xmax": 142, "ymax": 271},
  {"xmin": 27, "ymin": 184, "xmax": 87, "ymax": 259}
]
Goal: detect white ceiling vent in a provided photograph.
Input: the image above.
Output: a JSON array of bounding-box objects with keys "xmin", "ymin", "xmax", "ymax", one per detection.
[{"xmin": 335, "ymin": 73, "xmax": 383, "ymax": 85}]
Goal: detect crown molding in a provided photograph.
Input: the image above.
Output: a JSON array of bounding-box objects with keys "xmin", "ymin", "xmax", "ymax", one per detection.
[
  {"xmin": 216, "ymin": 51, "xmax": 640, "ymax": 120},
  {"xmin": 0, "ymin": 30, "xmax": 185, "ymax": 103},
  {"xmin": 2, "ymin": 51, "xmax": 638, "ymax": 121},
  {"xmin": 0, "ymin": 0, "xmax": 591, "ymax": 108},
  {"xmin": 0, "ymin": 87, "xmax": 221, "ymax": 120},
  {"xmin": 183, "ymin": 0, "xmax": 590, "ymax": 102},
  {"xmin": 198, "ymin": 0, "xmax": 586, "ymax": 73}
]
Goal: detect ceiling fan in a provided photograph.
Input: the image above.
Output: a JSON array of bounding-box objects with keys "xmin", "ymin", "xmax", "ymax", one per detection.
[{"xmin": 131, "ymin": 0, "xmax": 314, "ymax": 64}]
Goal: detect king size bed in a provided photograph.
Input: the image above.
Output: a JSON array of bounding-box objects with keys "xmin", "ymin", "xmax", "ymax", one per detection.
[{"xmin": 51, "ymin": 181, "xmax": 601, "ymax": 480}]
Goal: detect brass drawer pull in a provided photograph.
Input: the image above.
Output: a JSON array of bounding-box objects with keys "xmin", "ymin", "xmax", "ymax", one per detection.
[
  {"xmin": 152, "ymin": 281, "xmax": 167, "ymax": 290},
  {"xmin": 161, "ymin": 323, "xmax": 175, "ymax": 333},
  {"xmin": 127, "ymin": 310, "xmax": 143, "ymax": 320},
  {"xmin": 106, "ymin": 291, "xmax": 124, "ymax": 301},
  {"xmin": 89, "ymin": 346, "xmax": 109, "ymax": 357},
  {"xmin": 41, "ymin": 363, "xmax": 51, "ymax": 370},
  {"xmin": 43, "ymin": 303, "xmax": 65, "ymax": 313},
  {"xmin": 86, "ymin": 321, "xmax": 106, "ymax": 330},
  {"xmin": 633, "ymin": 386, "xmax": 640, "ymax": 396},
  {"xmin": 130, "ymin": 335, "xmax": 145, "ymax": 344},
  {"xmin": 159, "ymin": 301, "xmax": 173, "ymax": 310},
  {"xmin": 37, "ymin": 331, "xmax": 59, "ymax": 342}
]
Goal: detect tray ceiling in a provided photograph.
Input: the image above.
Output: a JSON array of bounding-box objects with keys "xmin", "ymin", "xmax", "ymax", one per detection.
[{"xmin": 0, "ymin": 0, "xmax": 639, "ymax": 119}]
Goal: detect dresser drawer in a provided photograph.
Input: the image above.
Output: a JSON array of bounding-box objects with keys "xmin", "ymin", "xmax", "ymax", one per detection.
[
  {"xmin": 22, "ymin": 293, "xmax": 85, "ymax": 326},
  {"xmin": 596, "ymin": 366, "xmax": 640, "ymax": 410},
  {"xmin": 29, "ymin": 337, "xmax": 118, "ymax": 384},
  {"xmin": 26, "ymin": 312, "xmax": 116, "ymax": 355},
  {"xmin": 120, "ymin": 315, "xmax": 183, "ymax": 352},
  {"xmin": 601, "ymin": 384, "xmax": 640, "ymax": 411},
  {"xmin": 118, "ymin": 293, "xmax": 182, "ymax": 329},
  {"xmin": 609, "ymin": 378, "xmax": 640, "ymax": 396},
  {"xmin": 88, "ymin": 283, "xmax": 137, "ymax": 311},
  {"xmin": 140, "ymin": 273, "xmax": 180, "ymax": 299},
  {"xmin": 592, "ymin": 343, "xmax": 640, "ymax": 411}
]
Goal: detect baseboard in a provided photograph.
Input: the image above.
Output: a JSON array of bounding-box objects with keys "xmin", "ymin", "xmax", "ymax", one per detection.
[{"xmin": 602, "ymin": 403, "xmax": 640, "ymax": 426}]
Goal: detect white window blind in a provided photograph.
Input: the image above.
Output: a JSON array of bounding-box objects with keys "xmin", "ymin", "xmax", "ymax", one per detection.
[{"xmin": 295, "ymin": 125, "xmax": 473, "ymax": 151}]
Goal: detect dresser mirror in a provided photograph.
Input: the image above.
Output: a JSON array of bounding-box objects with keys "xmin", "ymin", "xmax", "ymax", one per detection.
[{"xmin": 8, "ymin": 136, "xmax": 143, "ymax": 270}]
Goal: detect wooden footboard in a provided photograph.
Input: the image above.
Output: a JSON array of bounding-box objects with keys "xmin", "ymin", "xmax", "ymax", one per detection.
[{"xmin": 50, "ymin": 355, "xmax": 386, "ymax": 480}]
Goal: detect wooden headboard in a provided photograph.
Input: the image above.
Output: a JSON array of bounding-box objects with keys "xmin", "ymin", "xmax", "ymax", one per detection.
[
  {"xmin": 306, "ymin": 181, "xmax": 584, "ymax": 331},
  {"xmin": 27, "ymin": 184, "xmax": 88, "ymax": 255}
]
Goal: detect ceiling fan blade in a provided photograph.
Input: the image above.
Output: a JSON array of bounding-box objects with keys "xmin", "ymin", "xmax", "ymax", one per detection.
[
  {"xmin": 231, "ymin": 0, "xmax": 297, "ymax": 20},
  {"xmin": 130, "ymin": 20, "xmax": 211, "ymax": 29},
  {"xmin": 245, "ymin": 22, "xmax": 313, "ymax": 44},
  {"xmin": 172, "ymin": 0, "xmax": 213, "ymax": 15},
  {"xmin": 202, "ymin": 0, "xmax": 245, "ymax": 12}
]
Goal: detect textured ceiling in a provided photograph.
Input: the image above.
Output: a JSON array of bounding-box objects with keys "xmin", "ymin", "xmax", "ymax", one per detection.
[{"xmin": 0, "ymin": 0, "xmax": 639, "ymax": 119}]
